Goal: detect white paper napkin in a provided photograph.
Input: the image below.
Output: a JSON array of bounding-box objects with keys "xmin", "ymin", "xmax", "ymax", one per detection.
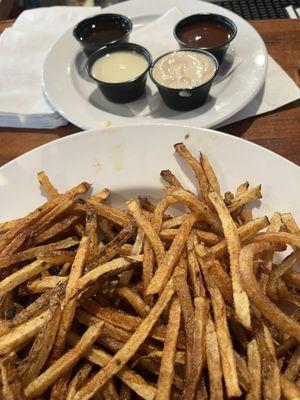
[
  {"xmin": 0, "ymin": 6, "xmax": 101, "ymax": 129},
  {"xmin": 127, "ymin": 7, "xmax": 300, "ymax": 123}
]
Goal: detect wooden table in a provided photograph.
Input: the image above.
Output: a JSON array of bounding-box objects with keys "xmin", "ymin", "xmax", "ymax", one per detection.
[{"xmin": 0, "ymin": 18, "xmax": 299, "ymax": 167}]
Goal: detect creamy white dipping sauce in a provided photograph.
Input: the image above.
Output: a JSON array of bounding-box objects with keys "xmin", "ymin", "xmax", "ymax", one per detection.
[
  {"xmin": 91, "ymin": 51, "xmax": 148, "ymax": 83},
  {"xmin": 152, "ymin": 51, "xmax": 216, "ymax": 89}
]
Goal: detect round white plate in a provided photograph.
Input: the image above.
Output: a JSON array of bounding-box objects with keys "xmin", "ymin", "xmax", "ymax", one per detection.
[
  {"xmin": 42, "ymin": 0, "xmax": 268, "ymax": 130},
  {"xmin": 1, "ymin": 124, "xmax": 299, "ymax": 225}
]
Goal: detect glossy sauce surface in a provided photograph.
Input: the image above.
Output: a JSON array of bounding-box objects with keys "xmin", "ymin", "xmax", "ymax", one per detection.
[
  {"xmin": 178, "ymin": 21, "xmax": 231, "ymax": 48},
  {"xmin": 152, "ymin": 51, "xmax": 216, "ymax": 89},
  {"xmin": 92, "ymin": 51, "xmax": 148, "ymax": 83},
  {"xmin": 80, "ymin": 20, "xmax": 128, "ymax": 44}
]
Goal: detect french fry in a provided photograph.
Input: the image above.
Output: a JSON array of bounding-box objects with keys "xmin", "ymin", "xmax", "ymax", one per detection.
[
  {"xmin": 209, "ymin": 286, "xmax": 241, "ymax": 398},
  {"xmin": 138, "ymin": 196, "xmax": 156, "ymax": 212},
  {"xmin": 119, "ymin": 383, "xmax": 133, "ymax": 400},
  {"xmin": 187, "ymin": 234, "xmax": 205, "ymax": 297},
  {"xmin": 160, "ymin": 169, "xmax": 183, "ymax": 188},
  {"xmin": 34, "ymin": 215, "xmax": 79, "ymax": 244},
  {"xmin": 26, "ymin": 276, "xmax": 68, "ymax": 294},
  {"xmin": 68, "ymin": 332, "xmax": 156, "ymax": 400},
  {"xmin": 0, "ymin": 352, "xmax": 24, "ymax": 399},
  {"xmin": 246, "ymin": 339, "xmax": 261, "ymax": 400},
  {"xmin": 156, "ymin": 298, "xmax": 181, "ymax": 400},
  {"xmin": 174, "ymin": 143, "xmax": 210, "ymax": 204},
  {"xmin": 183, "ymin": 296, "xmax": 209, "ymax": 400},
  {"xmin": 74, "ymin": 282, "xmax": 174, "ymax": 400},
  {"xmin": 146, "ymin": 213, "xmax": 196, "ymax": 295},
  {"xmin": 17, "ymin": 296, "xmax": 62, "ymax": 386},
  {"xmin": 280, "ymin": 375, "xmax": 300, "ymax": 399},
  {"xmin": 66, "ymin": 362, "xmax": 92, "ymax": 400},
  {"xmin": 209, "ymin": 190, "xmax": 251, "ymax": 330},
  {"xmin": 283, "ymin": 345, "xmax": 300, "ymax": 382},
  {"xmin": 85, "ymin": 209, "xmax": 98, "ymax": 259},
  {"xmin": 24, "ymin": 322, "xmax": 104, "ymax": 399},
  {"xmin": 90, "ymin": 187, "xmax": 111, "ymax": 203},
  {"xmin": 88, "ymin": 200, "xmax": 131, "ymax": 227},
  {"xmin": 0, "ymin": 236, "xmax": 79, "ymax": 269},
  {"xmin": 227, "ymin": 185, "xmax": 262, "ymax": 212},
  {"xmin": 200, "ymin": 152, "xmax": 221, "ymax": 195},
  {"xmin": 239, "ymin": 242, "xmax": 300, "ymax": 340},
  {"xmin": 281, "ymin": 213, "xmax": 300, "ymax": 234},
  {"xmin": 37, "ymin": 171, "xmax": 59, "ymax": 197},
  {"xmin": 37, "ymin": 250, "xmax": 75, "ymax": 265},
  {"xmin": 116, "ymin": 287, "xmax": 150, "ymax": 317},
  {"xmin": 205, "ymin": 315, "xmax": 223, "ymax": 400}
]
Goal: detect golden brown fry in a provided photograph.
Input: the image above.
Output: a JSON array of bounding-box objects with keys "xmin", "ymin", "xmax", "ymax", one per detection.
[
  {"xmin": 37, "ymin": 171, "xmax": 59, "ymax": 197},
  {"xmin": 254, "ymin": 231, "xmax": 300, "ymax": 247},
  {"xmin": 138, "ymin": 196, "xmax": 156, "ymax": 213},
  {"xmin": 210, "ymin": 286, "xmax": 241, "ymax": 398},
  {"xmin": 74, "ymin": 282, "xmax": 174, "ymax": 400},
  {"xmin": 174, "ymin": 143, "xmax": 210, "ymax": 204},
  {"xmin": 280, "ymin": 375, "xmax": 300, "ymax": 399},
  {"xmin": 247, "ymin": 339, "xmax": 261, "ymax": 400},
  {"xmin": 85, "ymin": 209, "xmax": 98, "ymax": 259},
  {"xmin": 127, "ymin": 200, "xmax": 165, "ymax": 265},
  {"xmin": 187, "ymin": 234, "xmax": 205, "ymax": 297},
  {"xmin": 68, "ymin": 332, "xmax": 156, "ymax": 400},
  {"xmin": 283, "ymin": 345, "xmax": 300, "ymax": 382},
  {"xmin": 66, "ymin": 363, "xmax": 92, "ymax": 400},
  {"xmin": 160, "ymin": 169, "xmax": 182, "ymax": 188},
  {"xmin": 241, "ymin": 209, "xmax": 253, "ymax": 224},
  {"xmin": 116, "ymin": 287, "xmax": 150, "ymax": 317},
  {"xmin": 205, "ymin": 315, "xmax": 223, "ymax": 400},
  {"xmin": 254, "ymin": 319, "xmax": 281, "ymax": 400},
  {"xmin": 119, "ymin": 384, "xmax": 133, "ymax": 400},
  {"xmin": 160, "ymin": 228, "xmax": 220, "ymax": 245},
  {"xmin": 0, "ymin": 236, "xmax": 79, "ymax": 269},
  {"xmin": 26, "ymin": 276, "xmax": 68, "ymax": 294},
  {"xmin": 0, "ymin": 352, "xmax": 24, "ymax": 400},
  {"xmin": 101, "ymin": 379, "xmax": 119, "ymax": 400},
  {"xmin": 209, "ymin": 190, "xmax": 251, "ymax": 329},
  {"xmin": 269, "ymin": 250, "xmax": 300, "ymax": 282},
  {"xmin": 227, "ymin": 185, "xmax": 262, "ymax": 212},
  {"xmin": 37, "ymin": 250, "xmax": 75, "ymax": 265},
  {"xmin": 205, "ymin": 216, "xmax": 269, "ymax": 258},
  {"xmin": 146, "ymin": 213, "xmax": 196, "ymax": 295},
  {"xmin": 34, "ymin": 215, "xmax": 79, "ymax": 244},
  {"xmin": 49, "ymin": 237, "xmax": 90, "ymax": 364},
  {"xmin": 156, "ymin": 298, "xmax": 181, "ymax": 400},
  {"xmin": 17, "ymin": 296, "xmax": 62, "ymax": 386},
  {"xmin": 239, "ymin": 242, "xmax": 300, "ymax": 341},
  {"xmin": 89, "ymin": 200, "xmax": 131, "ymax": 227},
  {"xmin": 90, "ymin": 187, "xmax": 111, "ymax": 203},
  {"xmin": 24, "ymin": 322, "xmax": 103, "ymax": 399},
  {"xmin": 174, "ymin": 267, "xmax": 194, "ymax": 381},
  {"xmin": 164, "ymin": 186, "xmax": 221, "ymax": 233},
  {"xmin": 281, "ymin": 213, "xmax": 300, "ymax": 234},
  {"xmin": 0, "ymin": 311, "xmax": 47, "ymax": 355},
  {"xmin": 200, "ymin": 152, "xmax": 221, "ymax": 195},
  {"xmin": 183, "ymin": 296, "xmax": 209, "ymax": 400}
]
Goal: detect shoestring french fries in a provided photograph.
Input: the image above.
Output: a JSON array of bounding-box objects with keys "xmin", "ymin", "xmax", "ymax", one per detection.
[{"xmin": 0, "ymin": 142, "xmax": 299, "ymax": 399}]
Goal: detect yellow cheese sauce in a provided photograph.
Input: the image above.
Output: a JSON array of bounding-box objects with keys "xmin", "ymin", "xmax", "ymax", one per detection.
[
  {"xmin": 91, "ymin": 51, "xmax": 148, "ymax": 83},
  {"xmin": 152, "ymin": 50, "xmax": 216, "ymax": 89}
]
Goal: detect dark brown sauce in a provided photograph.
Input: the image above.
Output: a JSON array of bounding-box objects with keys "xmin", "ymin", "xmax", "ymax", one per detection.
[
  {"xmin": 80, "ymin": 20, "xmax": 127, "ymax": 44},
  {"xmin": 178, "ymin": 21, "xmax": 231, "ymax": 48}
]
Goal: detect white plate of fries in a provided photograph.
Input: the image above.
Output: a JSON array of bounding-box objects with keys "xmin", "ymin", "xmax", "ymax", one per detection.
[{"xmin": 0, "ymin": 123, "xmax": 300, "ymax": 399}]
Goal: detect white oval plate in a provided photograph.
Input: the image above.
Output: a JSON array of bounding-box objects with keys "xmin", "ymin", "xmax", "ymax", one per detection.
[
  {"xmin": 42, "ymin": 0, "xmax": 267, "ymax": 130},
  {"xmin": 1, "ymin": 124, "xmax": 299, "ymax": 225}
]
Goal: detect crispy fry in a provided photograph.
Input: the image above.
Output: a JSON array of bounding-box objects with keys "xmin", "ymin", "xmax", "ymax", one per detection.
[
  {"xmin": 68, "ymin": 332, "xmax": 156, "ymax": 400},
  {"xmin": 156, "ymin": 297, "xmax": 181, "ymax": 400},
  {"xmin": 174, "ymin": 143, "xmax": 210, "ymax": 204},
  {"xmin": 187, "ymin": 234, "xmax": 205, "ymax": 297},
  {"xmin": 227, "ymin": 185, "xmax": 262, "ymax": 212},
  {"xmin": 160, "ymin": 169, "xmax": 182, "ymax": 188},
  {"xmin": 146, "ymin": 213, "xmax": 196, "ymax": 295},
  {"xmin": 49, "ymin": 237, "xmax": 90, "ymax": 366},
  {"xmin": 26, "ymin": 276, "xmax": 67, "ymax": 294},
  {"xmin": 210, "ymin": 286, "xmax": 241, "ymax": 397},
  {"xmin": 116, "ymin": 287, "xmax": 150, "ymax": 317},
  {"xmin": 0, "ymin": 236, "xmax": 79, "ymax": 269},
  {"xmin": 37, "ymin": 171, "xmax": 59, "ymax": 197},
  {"xmin": 0, "ymin": 352, "xmax": 24, "ymax": 399},
  {"xmin": 17, "ymin": 296, "xmax": 62, "ymax": 385},
  {"xmin": 89, "ymin": 200, "xmax": 130, "ymax": 227},
  {"xmin": 247, "ymin": 339, "xmax": 261, "ymax": 400},
  {"xmin": 283, "ymin": 345, "xmax": 300, "ymax": 382},
  {"xmin": 74, "ymin": 282, "xmax": 174, "ymax": 400},
  {"xmin": 239, "ymin": 242, "xmax": 300, "ymax": 340},
  {"xmin": 90, "ymin": 188, "xmax": 111, "ymax": 203},
  {"xmin": 200, "ymin": 152, "xmax": 221, "ymax": 195},
  {"xmin": 85, "ymin": 209, "xmax": 98, "ymax": 259},
  {"xmin": 34, "ymin": 215, "xmax": 79, "ymax": 244},
  {"xmin": 66, "ymin": 362, "xmax": 92, "ymax": 400},
  {"xmin": 138, "ymin": 196, "xmax": 156, "ymax": 212},
  {"xmin": 205, "ymin": 315, "xmax": 223, "ymax": 400},
  {"xmin": 281, "ymin": 213, "xmax": 300, "ymax": 234},
  {"xmin": 119, "ymin": 384, "xmax": 133, "ymax": 400},
  {"xmin": 209, "ymin": 190, "xmax": 251, "ymax": 329},
  {"xmin": 280, "ymin": 375, "xmax": 300, "ymax": 399},
  {"xmin": 24, "ymin": 322, "xmax": 104, "ymax": 399},
  {"xmin": 183, "ymin": 296, "xmax": 209, "ymax": 400}
]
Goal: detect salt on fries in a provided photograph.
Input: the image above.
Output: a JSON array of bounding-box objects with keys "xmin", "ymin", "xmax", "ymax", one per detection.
[{"xmin": 0, "ymin": 142, "xmax": 299, "ymax": 399}]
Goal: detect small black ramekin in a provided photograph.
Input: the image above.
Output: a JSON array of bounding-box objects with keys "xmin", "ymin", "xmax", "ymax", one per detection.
[
  {"xmin": 174, "ymin": 14, "xmax": 237, "ymax": 64},
  {"xmin": 87, "ymin": 43, "xmax": 152, "ymax": 103},
  {"xmin": 150, "ymin": 49, "xmax": 219, "ymax": 111},
  {"xmin": 73, "ymin": 13, "xmax": 133, "ymax": 56}
]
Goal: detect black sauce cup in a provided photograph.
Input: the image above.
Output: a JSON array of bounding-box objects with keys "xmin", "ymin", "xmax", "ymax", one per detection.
[
  {"xmin": 87, "ymin": 43, "xmax": 152, "ymax": 103},
  {"xmin": 150, "ymin": 49, "xmax": 219, "ymax": 112},
  {"xmin": 174, "ymin": 14, "xmax": 237, "ymax": 64},
  {"xmin": 73, "ymin": 13, "xmax": 133, "ymax": 56}
]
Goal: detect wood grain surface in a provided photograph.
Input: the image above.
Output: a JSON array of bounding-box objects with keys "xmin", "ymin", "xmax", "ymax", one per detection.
[{"xmin": 0, "ymin": 18, "xmax": 299, "ymax": 166}]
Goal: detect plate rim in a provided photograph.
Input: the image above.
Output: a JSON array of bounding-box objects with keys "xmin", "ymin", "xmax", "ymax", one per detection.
[
  {"xmin": 1, "ymin": 122, "xmax": 298, "ymax": 173},
  {"xmin": 42, "ymin": 0, "xmax": 268, "ymax": 130}
]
